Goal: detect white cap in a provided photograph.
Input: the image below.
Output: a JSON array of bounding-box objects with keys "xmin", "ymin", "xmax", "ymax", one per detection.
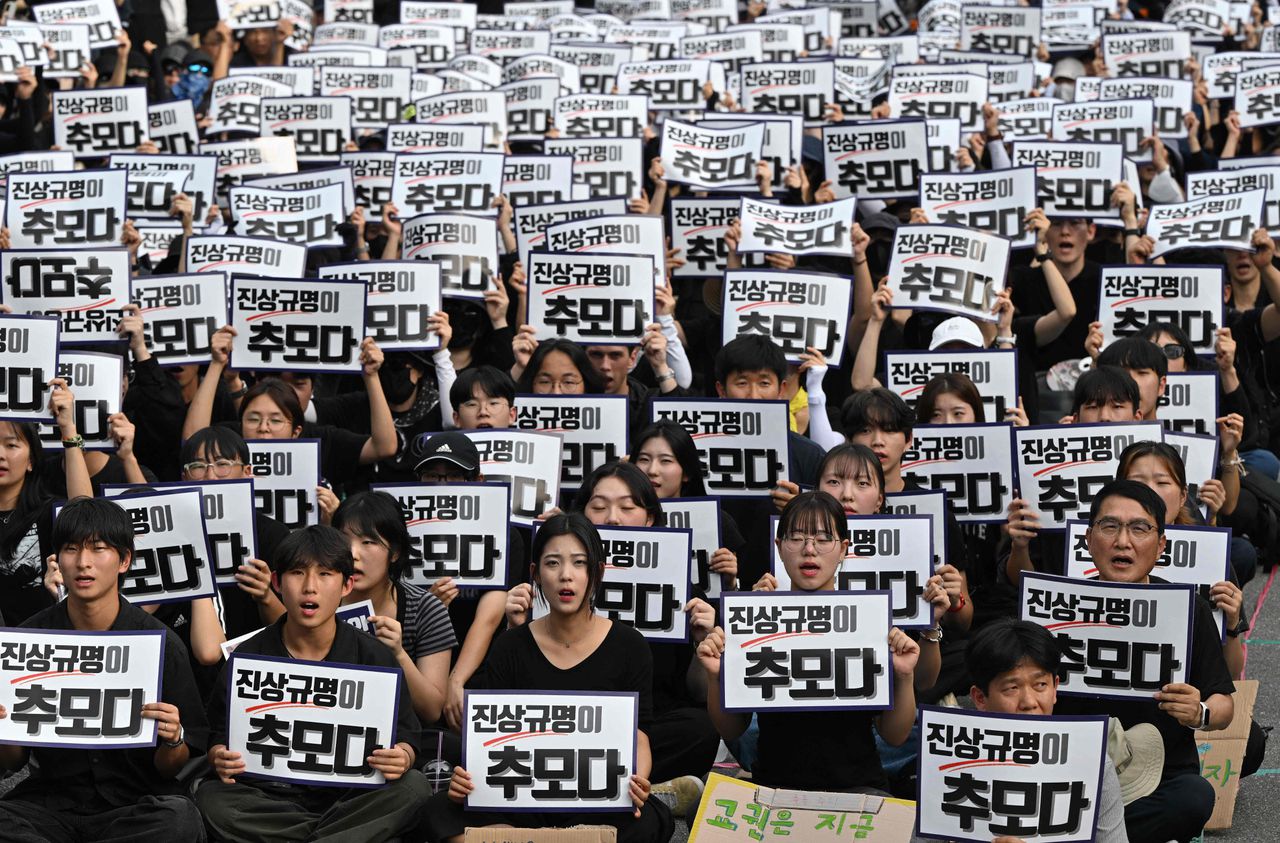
[{"xmin": 928, "ymin": 317, "xmax": 985, "ymax": 350}]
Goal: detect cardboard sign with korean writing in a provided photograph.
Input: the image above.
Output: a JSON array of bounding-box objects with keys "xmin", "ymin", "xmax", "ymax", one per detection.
[
  {"xmin": 499, "ymin": 77, "xmax": 558, "ymax": 143},
  {"xmin": 318, "ymin": 260, "xmax": 442, "ymax": 352},
  {"xmin": 413, "ymin": 91, "xmax": 507, "ymax": 147},
  {"xmin": 1101, "ymin": 31, "xmax": 1191, "ymax": 80},
  {"xmin": 737, "ymin": 197, "xmax": 857, "ymax": 258},
  {"xmin": 37, "ymin": 351, "xmax": 120, "ymax": 450},
  {"xmin": 227, "ymin": 65, "xmax": 316, "ymax": 96},
  {"xmin": 919, "ymin": 168, "xmax": 1037, "ymax": 248},
  {"xmin": 5, "ymin": 170, "xmax": 126, "ymax": 249},
  {"xmin": 1051, "ymin": 100, "xmax": 1153, "ymax": 161},
  {"xmin": 227, "ymin": 653, "xmax": 401, "ymax": 788},
  {"xmin": 995, "ymin": 97, "xmax": 1058, "ymax": 141},
  {"xmin": 247, "ymin": 439, "xmax": 320, "ymax": 528},
  {"xmin": 104, "ymin": 480, "xmax": 259, "ymax": 587},
  {"xmin": 231, "ymin": 275, "xmax": 366, "ymax": 373},
  {"xmin": 544, "ymin": 137, "xmax": 644, "ymax": 201},
  {"xmin": 1164, "ymin": 430, "xmax": 1219, "ymax": 514},
  {"xmin": 1097, "ymin": 265, "xmax": 1223, "ymax": 356},
  {"xmin": 526, "ymin": 252, "xmax": 655, "ymax": 345},
  {"xmin": 668, "ymin": 197, "xmax": 738, "ymax": 279},
  {"xmin": 219, "ymin": 0, "xmax": 279, "ymax": 29},
  {"xmin": 1156, "ymin": 371, "xmax": 1220, "ymax": 437},
  {"xmin": 514, "ymin": 198, "xmax": 630, "ymax": 267},
  {"xmin": 114, "ymin": 489, "xmax": 217, "ymax": 605},
  {"xmin": 1235, "ymin": 67, "xmax": 1280, "ymax": 128},
  {"xmin": 0, "ymin": 629, "xmax": 164, "ymax": 749},
  {"xmin": 514, "ymin": 394, "xmax": 630, "ymax": 490},
  {"xmin": 129, "ymin": 273, "xmax": 229, "ymax": 366},
  {"xmin": 720, "ymin": 591, "xmax": 893, "ymax": 712},
  {"xmin": 884, "ymin": 349, "xmax": 1019, "ymax": 423},
  {"xmin": 1062, "ymin": 519, "xmax": 1229, "ymax": 637},
  {"xmin": 0, "ymin": 315, "xmax": 58, "ymax": 423},
  {"xmin": 659, "ymin": 120, "xmax": 763, "ymax": 191},
  {"xmin": 41, "ymin": 23, "xmax": 91, "ymax": 80},
  {"xmin": 592, "ymin": 525, "xmax": 693, "ymax": 642},
  {"xmin": 651, "ymin": 399, "xmax": 790, "ymax": 498},
  {"xmin": 1192, "ymin": 162, "xmax": 1280, "ymax": 236},
  {"xmin": 823, "ymin": 119, "xmax": 928, "ymax": 200},
  {"xmin": 1020, "ymin": 572, "xmax": 1194, "ymax": 701},
  {"xmin": 463, "ymin": 690, "xmax": 638, "ymax": 811},
  {"xmin": 1099, "ymin": 77, "xmax": 1192, "ymax": 139},
  {"xmin": 248, "ymin": 167, "xmax": 355, "ymax": 218},
  {"xmin": 959, "ymin": 5, "xmax": 1040, "ymax": 55},
  {"xmin": 664, "ymin": 496, "xmax": 727, "ymax": 600},
  {"xmin": 51, "ymin": 88, "xmax": 147, "ymax": 158},
  {"xmin": 321, "ymin": 66, "xmax": 411, "ymax": 130},
  {"xmin": 392, "ymin": 152, "xmax": 504, "ymax": 217},
  {"xmin": 1146, "ymin": 189, "xmax": 1265, "ymax": 258},
  {"xmin": 185, "ymin": 235, "xmax": 307, "ymax": 279},
  {"xmin": 34, "ymin": 0, "xmax": 120, "ymax": 48},
  {"xmin": 110, "ymin": 153, "xmax": 217, "ymax": 225},
  {"xmin": 721, "ymin": 270, "xmax": 853, "ymax": 366},
  {"xmin": 900, "ymin": 423, "xmax": 1015, "ymax": 524},
  {"xmin": 888, "ymin": 73, "xmax": 987, "ymax": 132},
  {"xmin": 371, "ymin": 482, "xmax": 511, "ymax": 589},
  {"xmin": 617, "ymin": 59, "xmax": 721, "ymax": 110},
  {"xmin": 543, "ymin": 213, "xmax": 665, "ymax": 289},
  {"xmin": 503, "ymin": 155, "xmax": 573, "ymax": 208},
  {"xmin": 884, "ymin": 488, "xmax": 950, "ymax": 569},
  {"xmin": 228, "ymin": 183, "xmax": 345, "ymax": 247},
  {"xmin": 1012, "ymin": 141, "xmax": 1123, "ymax": 220},
  {"xmin": 917, "ymin": 706, "xmax": 1108, "ymax": 843},
  {"xmin": 769, "ymin": 514, "xmax": 934, "ymax": 628},
  {"xmin": 700, "ymin": 114, "xmax": 802, "ymax": 194},
  {"xmin": 203, "ymin": 137, "xmax": 299, "ymax": 195},
  {"xmin": 887, "ymin": 224, "xmax": 1010, "ymax": 323},
  {"xmin": 0, "ymin": 249, "xmax": 129, "ymax": 344},
  {"xmin": 551, "ymin": 94, "xmax": 647, "ymax": 140},
  {"xmin": 1014, "ymin": 423, "xmax": 1165, "ymax": 528},
  {"xmin": 464, "ymin": 430, "xmax": 564, "ymax": 527},
  {"xmin": 209, "ymin": 75, "xmax": 295, "ymax": 135},
  {"xmin": 259, "ymin": 97, "xmax": 353, "ymax": 162},
  {"xmin": 386, "ymin": 124, "xmax": 486, "ymax": 154},
  {"xmin": 343, "ymin": 151, "xmax": 395, "ymax": 220},
  {"xmin": 740, "ymin": 61, "xmax": 834, "ymax": 126},
  {"xmin": 401, "ymin": 213, "xmax": 498, "ymax": 301}
]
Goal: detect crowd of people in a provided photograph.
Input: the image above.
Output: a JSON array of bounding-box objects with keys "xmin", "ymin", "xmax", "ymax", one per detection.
[{"xmin": 0, "ymin": 0, "xmax": 1276, "ymax": 840}]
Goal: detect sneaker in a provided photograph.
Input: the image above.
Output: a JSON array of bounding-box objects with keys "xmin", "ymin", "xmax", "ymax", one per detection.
[{"xmin": 652, "ymin": 775, "xmax": 706, "ymax": 820}]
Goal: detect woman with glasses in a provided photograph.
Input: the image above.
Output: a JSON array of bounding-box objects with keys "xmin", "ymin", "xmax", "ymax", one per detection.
[
  {"xmin": 696, "ymin": 492, "xmax": 921, "ymax": 795},
  {"xmin": 513, "ymin": 338, "xmax": 604, "ymax": 395}
]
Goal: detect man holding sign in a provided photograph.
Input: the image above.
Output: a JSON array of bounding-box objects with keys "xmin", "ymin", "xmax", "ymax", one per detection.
[{"xmin": 0, "ymin": 497, "xmax": 207, "ymax": 841}]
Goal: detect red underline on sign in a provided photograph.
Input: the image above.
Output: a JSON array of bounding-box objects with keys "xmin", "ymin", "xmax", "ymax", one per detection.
[
  {"xmin": 483, "ymin": 730, "xmax": 557, "ymax": 747},
  {"xmin": 57, "ymin": 298, "xmax": 116, "ymax": 313},
  {"xmin": 407, "ymin": 174, "xmax": 450, "ymax": 184},
  {"xmin": 12, "ymin": 670, "xmax": 87, "ymax": 685},
  {"xmin": 900, "ymin": 253, "xmax": 947, "ymax": 264},
  {"xmin": 541, "ymin": 284, "xmax": 597, "ymax": 295},
  {"xmin": 245, "ymin": 310, "xmax": 308, "ymax": 322},
  {"xmin": 406, "ymin": 518, "xmax": 446, "ymax": 526},
  {"xmin": 684, "ymin": 224, "xmax": 726, "ymax": 234},
  {"xmin": 835, "ymin": 149, "xmax": 876, "ymax": 161},
  {"xmin": 934, "ymin": 198, "xmax": 984, "ymax": 210},
  {"xmin": 902, "ymin": 385, "xmax": 926, "ymax": 396},
  {"xmin": 1032, "ymin": 459, "xmax": 1098, "ymax": 477},
  {"xmin": 197, "ymin": 260, "xmax": 251, "ymax": 270},
  {"xmin": 62, "ymin": 112, "xmax": 106, "ymax": 123},
  {"xmin": 690, "ymin": 432, "xmax": 728, "ymax": 440},
  {"xmin": 741, "ymin": 631, "xmax": 820, "ymax": 648},
  {"xmin": 1063, "ymin": 118, "xmax": 1106, "ymax": 129},
  {"xmin": 244, "ymin": 701, "xmax": 326, "ymax": 713},
  {"xmin": 19, "ymin": 197, "xmax": 73, "ymax": 210},
  {"xmin": 938, "ymin": 760, "xmax": 1029, "ymax": 771},
  {"xmin": 1112, "ymin": 296, "xmax": 1163, "ymax": 307},
  {"xmin": 735, "ymin": 301, "xmax": 791, "ymax": 312},
  {"xmin": 1082, "ymin": 567, "xmax": 1099, "ymax": 576},
  {"xmin": 1044, "ymin": 621, "xmax": 1121, "ymax": 631}
]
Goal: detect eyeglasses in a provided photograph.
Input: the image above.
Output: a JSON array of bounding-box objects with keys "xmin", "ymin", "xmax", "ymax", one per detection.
[
  {"xmin": 460, "ymin": 398, "xmax": 510, "ymax": 412},
  {"xmin": 183, "ymin": 459, "xmax": 242, "ymax": 478},
  {"xmin": 1161, "ymin": 343, "xmax": 1186, "ymax": 360},
  {"xmin": 1092, "ymin": 517, "xmax": 1158, "ymax": 539},
  {"xmin": 244, "ymin": 414, "xmax": 291, "ymax": 431},
  {"xmin": 780, "ymin": 533, "xmax": 838, "ymax": 552},
  {"xmin": 533, "ymin": 375, "xmax": 582, "ymax": 391},
  {"xmin": 187, "ymin": 64, "xmax": 211, "ymax": 75}
]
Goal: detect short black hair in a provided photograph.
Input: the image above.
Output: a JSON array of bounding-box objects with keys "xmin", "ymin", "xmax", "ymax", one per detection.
[
  {"xmin": 271, "ymin": 524, "xmax": 355, "ymax": 579},
  {"xmin": 332, "ymin": 492, "xmax": 411, "ymax": 584},
  {"xmin": 1070, "ymin": 366, "xmax": 1140, "ymax": 416},
  {"xmin": 966, "ymin": 619, "xmax": 1064, "ymax": 695},
  {"xmin": 817, "ymin": 444, "xmax": 885, "ymax": 508},
  {"xmin": 1098, "ymin": 336, "xmax": 1168, "ymax": 379},
  {"xmin": 450, "ymin": 365, "xmax": 517, "ymax": 410},
  {"xmin": 776, "ymin": 491, "xmax": 850, "ymax": 542},
  {"xmin": 840, "ymin": 388, "xmax": 915, "ymax": 439},
  {"xmin": 1138, "ymin": 321, "xmax": 1204, "ymax": 371},
  {"xmin": 53, "ymin": 497, "xmax": 134, "ymax": 568},
  {"xmin": 714, "ymin": 334, "xmax": 787, "ymax": 386},
  {"xmin": 530, "ymin": 512, "xmax": 607, "ymax": 612},
  {"xmin": 180, "ymin": 426, "xmax": 251, "ymax": 467},
  {"xmin": 573, "ymin": 460, "xmax": 667, "ymax": 527},
  {"xmin": 1088, "ymin": 479, "xmax": 1167, "ymax": 535},
  {"xmin": 239, "ymin": 377, "xmax": 305, "ymax": 431},
  {"xmin": 631, "ymin": 420, "xmax": 706, "ymax": 497}
]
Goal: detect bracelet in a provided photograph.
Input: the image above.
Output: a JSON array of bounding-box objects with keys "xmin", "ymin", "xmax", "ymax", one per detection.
[
  {"xmin": 947, "ymin": 594, "xmax": 966, "ymax": 614},
  {"xmin": 61, "ymin": 434, "xmax": 84, "ymax": 449},
  {"xmin": 994, "ymin": 335, "xmax": 1016, "ymax": 346},
  {"xmin": 919, "ymin": 626, "xmax": 944, "ymax": 644},
  {"xmin": 227, "ymin": 386, "xmax": 248, "ymax": 399},
  {"xmin": 162, "ymin": 724, "xmax": 185, "ymax": 749},
  {"xmin": 1220, "ymin": 454, "xmax": 1248, "ymax": 476},
  {"xmin": 655, "ymin": 370, "xmax": 676, "ymax": 383},
  {"xmin": 853, "ymin": 257, "xmax": 867, "ymax": 266},
  {"xmin": 1033, "ymin": 250, "xmax": 1051, "ymax": 263},
  {"xmin": 1124, "ymin": 228, "xmax": 1143, "ymax": 238}
]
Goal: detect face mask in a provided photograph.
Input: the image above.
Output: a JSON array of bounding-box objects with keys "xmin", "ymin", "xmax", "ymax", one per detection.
[
  {"xmin": 173, "ymin": 71, "xmax": 210, "ymax": 105},
  {"xmin": 380, "ymin": 364, "xmax": 417, "ymax": 405},
  {"xmin": 1056, "ymin": 81, "xmax": 1075, "ymax": 102}
]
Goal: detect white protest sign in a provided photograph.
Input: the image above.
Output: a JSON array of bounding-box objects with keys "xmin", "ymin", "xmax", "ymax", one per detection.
[
  {"xmin": 659, "ymin": 119, "xmax": 764, "ymax": 191},
  {"xmin": 543, "ymin": 213, "xmax": 666, "ymax": 288},
  {"xmin": 320, "ymin": 66, "xmax": 413, "ymax": 129},
  {"xmin": 38, "ymin": 350, "xmax": 121, "ymax": 450},
  {"xmin": 900, "ymin": 423, "xmax": 1015, "ymax": 523},
  {"xmin": 514, "ymin": 197, "xmax": 630, "ymax": 267},
  {"xmin": 228, "ymin": 65, "xmax": 316, "ymax": 96},
  {"xmin": 5, "ymin": 169, "xmax": 126, "ymax": 249},
  {"xmin": 740, "ymin": 61, "xmax": 834, "ymax": 126},
  {"xmin": 664, "ymin": 496, "xmax": 727, "ymax": 599},
  {"xmin": 247, "ymin": 167, "xmax": 355, "ymax": 218},
  {"xmin": 1157, "ymin": 371, "xmax": 1219, "ymax": 437},
  {"xmin": 464, "ymin": 430, "xmax": 564, "ymax": 527},
  {"xmin": 960, "ymin": 5, "xmax": 1040, "ymax": 55},
  {"xmin": 247, "ymin": 438, "xmax": 320, "ymax": 528},
  {"xmin": 1191, "ymin": 163, "xmax": 1280, "ymax": 235},
  {"xmin": 1097, "ymin": 265, "xmax": 1224, "ymax": 356},
  {"xmin": 884, "ymin": 487, "xmax": 950, "ymax": 568},
  {"xmin": 888, "ymin": 224, "xmax": 1011, "ymax": 322},
  {"xmin": 884, "ymin": 350, "xmax": 1019, "ymax": 422},
  {"xmin": 545, "ymin": 137, "xmax": 645, "ymax": 200},
  {"xmin": 0, "ymin": 249, "xmax": 130, "ymax": 344},
  {"xmin": 1098, "ymin": 77, "xmax": 1192, "ymax": 139},
  {"xmin": 0, "ymin": 629, "xmax": 163, "ymax": 748},
  {"xmin": 401, "ymin": 213, "xmax": 499, "ymax": 301},
  {"xmin": 110, "ymin": 153, "xmax": 217, "ymax": 224},
  {"xmin": 668, "ymin": 197, "xmax": 739, "ymax": 279},
  {"xmin": 524, "ymin": 252, "xmax": 655, "ymax": 345},
  {"xmin": 822, "ymin": 119, "xmax": 929, "ymax": 200},
  {"xmin": 917, "ymin": 706, "xmax": 1108, "ymax": 843},
  {"xmin": 551, "ymin": 93, "xmax": 648, "ymax": 139},
  {"xmin": 412, "ymin": 91, "xmax": 506, "ymax": 147},
  {"xmin": 228, "ymin": 184, "xmax": 346, "ymax": 247},
  {"xmin": 996, "ymin": 97, "xmax": 1059, "ymax": 140},
  {"xmin": 500, "ymin": 77, "xmax": 559, "ymax": 143},
  {"xmin": 111, "ymin": 489, "xmax": 217, "ymax": 605},
  {"xmin": 1164, "ymin": 430, "xmax": 1219, "ymax": 513},
  {"xmin": 209, "ymin": 75, "xmax": 295, "ymax": 135},
  {"xmin": 343, "ymin": 151, "xmax": 395, "ymax": 220},
  {"xmin": 0, "ymin": 315, "xmax": 58, "ymax": 423},
  {"xmin": 1146, "ymin": 189, "xmax": 1266, "ymax": 258},
  {"xmin": 504, "ymin": 155, "xmax": 575, "ymax": 207},
  {"xmin": 617, "ymin": 59, "xmax": 720, "ymax": 110},
  {"xmin": 147, "ymin": 100, "xmax": 201, "ymax": 156},
  {"xmin": 463, "ymin": 691, "xmax": 637, "ymax": 811},
  {"xmin": 1011, "ymin": 141, "xmax": 1124, "ymax": 220},
  {"xmin": 700, "ymin": 114, "xmax": 803, "ymax": 194},
  {"xmin": 33, "ymin": 0, "xmax": 121, "ymax": 48},
  {"xmin": 259, "ymin": 97, "xmax": 353, "ymax": 162},
  {"xmin": 651, "ymin": 398, "xmax": 791, "ymax": 498},
  {"xmin": 1021, "ymin": 572, "xmax": 1194, "ymax": 700},
  {"xmin": 378, "ymin": 23, "xmax": 455, "ymax": 67},
  {"xmin": 1101, "ymin": 31, "xmax": 1191, "ymax": 79},
  {"xmin": 1051, "ymin": 99, "xmax": 1153, "ymax": 161},
  {"xmin": 514, "ymin": 394, "xmax": 631, "ymax": 489},
  {"xmin": 1013, "ymin": 422, "xmax": 1165, "ymax": 528},
  {"xmin": 41, "ymin": 23, "xmax": 91, "ymax": 80},
  {"xmin": 888, "ymin": 73, "xmax": 987, "ymax": 132},
  {"xmin": 51, "ymin": 88, "xmax": 147, "ymax": 158},
  {"xmin": 721, "ymin": 269, "xmax": 853, "ymax": 366},
  {"xmin": 720, "ymin": 591, "xmax": 893, "ymax": 712},
  {"xmin": 231, "ymin": 275, "xmax": 366, "ymax": 373},
  {"xmin": 592, "ymin": 525, "xmax": 692, "ymax": 642},
  {"xmin": 737, "ymin": 197, "xmax": 857, "ymax": 257},
  {"xmin": 203, "ymin": 137, "xmax": 299, "ymax": 194},
  {"xmin": 1236, "ymin": 66, "xmax": 1280, "ymax": 128},
  {"xmin": 327, "ymin": 0, "xmax": 374, "ymax": 23},
  {"xmin": 1203, "ymin": 52, "xmax": 1251, "ymax": 99},
  {"xmin": 371, "ymin": 482, "xmax": 511, "ymax": 589},
  {"xmin": 392, "ymin": 152, "xmax": 504, "ymax": 218},
  {"xmin": 227, "ymin": 654, "xmax": 401, "ymax": 787},
  {"xmin": 318, "ymin": 261, "xmax": 442, "ymax": 352},
  {"xmin": 919, "ymin": 167, "xmax": 1037, "ymax": 248},
  {"xmin": 185, "ymin": 235, "xmax": 307, "ymax": 278},
  {"xmin": 129, "ymin": 273, "xmax": 229, "ymax": 367},
  {"xmin": 387, "ymin": 124, "xmax": 486, "ymax": 154}
]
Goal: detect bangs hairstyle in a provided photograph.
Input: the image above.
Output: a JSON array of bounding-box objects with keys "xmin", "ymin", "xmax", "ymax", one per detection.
[
  {"xmin": 530, "ymin": 512, "xmax": 607, "ymax": 612},
  {"xmin": 239, "ymin": 377, "xmax": 305, "ymax": 432},
  {"xmin": 1097, "ymin": 336, "xmax": 1169, "ymax": 379},
  {"xmin": 915, "ymin": 373, "xmax": 986, "ymax": 423},
  {"xmin": 1117, "ymin": 441, "xmax": 1193, "ymax": 525},
  {"xmin": 573, "ymin": 460, "xmax": 667, "ymax": 526},
  {"xmin": 0, "ymin": 422, "xmax": 49, "ymax": 559},
  {"xmin": 1087, "ymin": 479, "xmax": 1167, "ymax": 535},
  {"xmin": 518, "ymin": 340, "xmax": 605, "ymax": 394},
  {"xmin": 332, "ymin": 492, "xmax": 411, "ymax": 584},
  {"xmin": 714, "ymin": 334, "xmax": 788, "ymax": 385},
  {"xmin": 450, "ymin": 365, "xmax": 517, "ymax": 409},
  {"xmin": 966, "ymin": 619, "xmax": 1065, "ymax": 695},
  {"xmin": 1070, "ymin": 366, "xmax": 1140, "ymax": 416},
  {"xmin": 631, "ymin": 420, "xmax": 706, "ymax": 497},
  {"xmin": 839, "ymin": 388, "xmax": 915, "ymax": 439},
  {"xmin": 776, "ymin": 492, "xmax": 850, "ymax": 542},
  {"xmin": 180, "ymin": 425, "xmax": 251, "ymax": 467},
  {"xmin": 52, "ymin": 496, "xmax": 134, "ymax": 562},
  {"xmin": 817, "ymin": 444, "xmax": 885, "ymax": 502},
  {"xmin": 1138, "ymin": 322, "xmax": 1204, "ymax": 371},
  {"xmin": 271, "ymin": 524, "xmax": 355, "ymax": 579}
]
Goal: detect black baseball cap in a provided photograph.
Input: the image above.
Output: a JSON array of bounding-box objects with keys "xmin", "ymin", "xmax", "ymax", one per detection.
[{"xmin": 413, "ymin": 431, "xmax": 480, "ymax": 476}]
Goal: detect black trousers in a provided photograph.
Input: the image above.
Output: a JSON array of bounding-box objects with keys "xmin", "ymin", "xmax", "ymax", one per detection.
[
  {"xmin": 0, "ymin": 793, "xmax": 205, "ymax": 843},
  {"xmin": 647, "ymin": 706, "xmax": 721, "ymax": 783},
  {"xmin": 421, "ymin": 788, "xmax": 673, "ymax": 843},
  {"xmin": 1123, "ymin": 771, "xmax": 1216, "ymax": 843}
]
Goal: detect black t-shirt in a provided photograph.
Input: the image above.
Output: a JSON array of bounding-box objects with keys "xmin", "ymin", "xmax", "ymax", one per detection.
[
  {"xmin": 1010, "ymin": 261, "xmax": 1102, "ymax": 371},
  {"xmin": 754, "ymin": 708, "xmax": 888, "ymax": 792},
  {"xmin": 0, "ymin": 504, "xmax": 54, "ymax": 624},
  {"xmin": 216, "ymin": 510, "xmax": 292, "ymax": 641},
  {"xmin": 1053, "ymin": 580, "xmax": 1236, "ymax": 776}
]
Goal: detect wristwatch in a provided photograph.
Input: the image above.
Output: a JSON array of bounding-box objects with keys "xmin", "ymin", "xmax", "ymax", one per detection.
[
  {"xmin": 163, "ymin": 723, "xmax": 185, "ymax": 749},
  {"xmin": 1194, "ymin": 701, "xmax": 1210, "ymax": 731}
]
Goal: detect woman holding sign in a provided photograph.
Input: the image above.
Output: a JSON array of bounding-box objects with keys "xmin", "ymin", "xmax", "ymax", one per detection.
[{"xmin": 428, "ymin": 513, "xmax": 673, "ymax": 842}]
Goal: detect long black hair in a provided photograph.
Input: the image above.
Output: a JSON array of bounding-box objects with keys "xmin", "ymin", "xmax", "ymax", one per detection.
[
  {"xmin": 332, "ymin": 491, "xmax": 412, "ymax": 586},
  {"xmin": 0, "ymin": 422, "xmax": 50, "ymax": 561},
  {"xmin": 517, "ymin": 339, "xmax": 605, "ymax": 394},
  {"xmin": 572, "ymin": 460, "xmax": 667, "ymax": 526},
  {"xmin": 631, "ymin": 420, "xmax": 706, "ymax": 497}
]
